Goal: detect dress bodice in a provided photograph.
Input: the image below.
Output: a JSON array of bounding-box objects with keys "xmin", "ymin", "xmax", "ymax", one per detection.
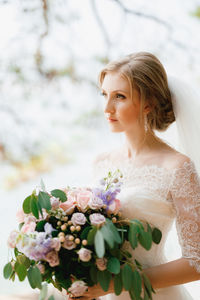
[{"xmin": 92, "ymin": 155, "xmax": 200, "ymax": 272}]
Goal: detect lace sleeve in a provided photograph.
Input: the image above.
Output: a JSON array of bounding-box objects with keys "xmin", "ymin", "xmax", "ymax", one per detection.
[{"xmin": 170, "ymin": 158, "xmax": 200, "ymax": 273}]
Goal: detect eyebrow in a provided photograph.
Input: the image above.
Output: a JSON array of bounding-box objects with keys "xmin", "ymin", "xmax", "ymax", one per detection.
[{"xmin": 101, "ymin": 89, "xmax": 129, "ymax": 94}]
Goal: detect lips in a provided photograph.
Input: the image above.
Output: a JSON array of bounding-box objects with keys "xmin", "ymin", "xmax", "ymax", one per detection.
[
  {"xmin": 107, "ymin": 117, "xmax": 117, "ymax": 121},
  {"xmin": 108, "ymin": 118, "xmax": 118, "ymax": 122}
]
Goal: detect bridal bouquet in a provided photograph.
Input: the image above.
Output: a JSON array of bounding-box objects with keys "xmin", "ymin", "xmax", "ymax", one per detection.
[{"xmin": 4, "ymin": 170, "xmax": 162, "ymax": 300}]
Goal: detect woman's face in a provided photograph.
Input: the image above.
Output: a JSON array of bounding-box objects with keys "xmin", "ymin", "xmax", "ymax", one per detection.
[{"xmin": 101, "ymin": 71, "xmax": 142, "ymax": 133}]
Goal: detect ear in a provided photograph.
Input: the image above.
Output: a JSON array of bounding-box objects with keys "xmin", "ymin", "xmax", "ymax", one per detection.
[{"xmin": 143, "ymin": 104, "xmax": 151, "ymax": 114}]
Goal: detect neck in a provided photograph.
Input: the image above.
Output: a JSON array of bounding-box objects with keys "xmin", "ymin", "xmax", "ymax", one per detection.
[{"xmin": 123, "ymin": 128, "xmax": 161, "ymax": 159}]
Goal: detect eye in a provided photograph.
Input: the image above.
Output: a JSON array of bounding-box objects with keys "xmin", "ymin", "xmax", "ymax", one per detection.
[{"xmin": 116, "ymin": 93, "xmax": 126, "ymax": 99}]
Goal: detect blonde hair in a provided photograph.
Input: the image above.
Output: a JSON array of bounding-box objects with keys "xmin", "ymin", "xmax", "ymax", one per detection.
[{"xmin": 98, "ymin": 52, "xmax": 175, "ymax": 132}]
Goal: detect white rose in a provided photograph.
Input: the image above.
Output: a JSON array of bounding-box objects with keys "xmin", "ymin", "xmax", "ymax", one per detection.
[
  {"xmin": 89, "ymin": 213, "xmax": 106, "ymax": 226},
  {"xmin": 68, "ymin": 280, "xmax": 88, "ymax": 297},
  {"xmin": 77, "ymin": 248, "xmax": 92, "ymax": 262},
  {"xmin": 71, "ymin": 212, "xmax": 86, "ymax": 226}
]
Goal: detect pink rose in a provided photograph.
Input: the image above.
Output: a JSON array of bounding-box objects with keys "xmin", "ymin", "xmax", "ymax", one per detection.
[
  {"xmin": 76, "ymin": 190, "xmax": 93, "ymax": 212},
  {"xmin": 16, "ymin": 209, "xmax": 26, "ymax": 223},
  {"xmin": 51, "ymin": 238, "xmax": 61, "ymax": 251},
  {"xmin": 89, "ymin": 213, "xmax": 106, "ymax": 227},
  {"xmin": 60, "ymin": 199, "xmax": 76, "ymax": 215},
  {"xmin": 96, "ymin": 257, "xmax": 107, "ymax": 271},
  {"xmin": 71, "ymin": 213, "xmax": 86, "ymax": 226},
  {"xmin": 62, "ymin": 235, "xmax": 76, "ymax": 250},
  {"xmin": 44, "ymin": 250, "xmax": 59, "ymax": 267},
  {"xmin": 107, "ymin": 199, "xmax": 121, "ymax": 215},
  {"xmin": 68, "ymin": 280, "xmax": 88, "ymax": 297},
  {"xmin": 88, "ymin": 196, "xmax": 104, "ymax": 210},
  {"xmin": 50, "ymin": 196, "xmax": 60, "ymax": 209},
  {"xmin": 21, "ymin": 221, "xmax": 36, "ymax": 233},
  {"xmin": 77, "ymin": 248, "xmax": 92, "ymax": 262},
  {"xmin": 7, "ymin": 230, "xmax": 18, "ymax": 248}
]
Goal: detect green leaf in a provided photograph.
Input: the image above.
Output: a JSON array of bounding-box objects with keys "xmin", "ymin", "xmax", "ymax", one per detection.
[
  {"xmin": 106, "ymin": 219, "xmax": 121, "ymax": 244},
  {"xmin": 114, "ymin": 271, "xmax": 123, "ymax": 295},
  {"xmin": 132, "ymin": 270, "xmax": 142, "ymax": 298},
  {"xmin": 107, "ymin": 257, "xmax": 120, "ymax": 274},
  {"xmin": 129, "ymin": 289, "xmax": 136, "ymax": 300},
  {"xmin": 15, "ymin": 264, "xmax": 27, "ymax": 281},
  {"xmin": 152, "ymin": 228, "xmax": 162, "ymax": 244},
  {"xmin": 31, "ymin": 195, "xmax": 39, "ymax": 219},
  {"xmin": 39, "ymin": 283, "xmax": 48, "ymax": 300},
  {"xmin": 3, "ymin": 263, "xmax": 13, "ymax": 279},
  {"xmin": 142, "ymin": 273, "xmax": 153, "ymax": 300},
  {"xmin": 97, "ymin": 270, "xmax": 112, "ymax": 292},
  {"xmin": 89, "ymin": 265, "xmax": 98, "ymax": 284},
  {"xmin": 138, "ymin": 231, "xmax": 152, "ymax": 250},
  {"xmin": 23, "ymin": 195, "xmax": 32, "ymax": 214},
  {"xmin": 100, "ymin": 224, "xmax": 114, "ymax": 248},
  {"xmin": 27, "ymin": 266, "xmax": 42, "ymax": 289},
  {"xmin": 87, "ymin": 227, "xmax": 97, "ymax": 245},
  {"xmin": 16, "ymin": 255, "xmax": 31, "ymax": 269},
  {"xmin": 38, "ymin": 191, "xmax": 51, "ymax": 211},
  {"xmin": 48, "ymin": 296, "xmax": 55, "ymax": 300},
  {"xmin": 122, "ymin": 264, "xmax": 133, "ymax": 291},
  {"xmin": 51, "ymin": 189, "xmax": 67, "ymax": 202},
  {"xmin": 80, "ymin": 226, "xmax": 91, "ymax": 240},
  {"xmin": 94, "ymin": 230, "xmax": 105, "ymax": 258},
  {"xmin": 36, "ymin": 220, "xmax": 47, "ymax": 232},
  {"xmin": 128, "ymin": 223, "xmax": 139, "ymax": 249}
]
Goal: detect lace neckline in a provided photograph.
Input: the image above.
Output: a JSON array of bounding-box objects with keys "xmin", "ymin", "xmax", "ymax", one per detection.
[{"xmin": 96, "ymin": 156, "xmax": 194, "ymax": 174}]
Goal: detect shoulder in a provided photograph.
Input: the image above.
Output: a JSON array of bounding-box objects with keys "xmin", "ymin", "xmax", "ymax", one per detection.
[{"xmin": 160, "ymin": 145, "xmax": 192, "ymax": 170}]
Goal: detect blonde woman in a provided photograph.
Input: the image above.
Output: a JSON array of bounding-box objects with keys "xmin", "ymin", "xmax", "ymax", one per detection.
[{"xmin": 70, "ymin": 52, "xmax": 200, "ymax": 299}]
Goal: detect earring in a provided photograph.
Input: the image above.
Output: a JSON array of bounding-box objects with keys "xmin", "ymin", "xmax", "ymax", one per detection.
[{"xmin": 144, "ymin": 114, "xmax": 148, "ymax": 133}]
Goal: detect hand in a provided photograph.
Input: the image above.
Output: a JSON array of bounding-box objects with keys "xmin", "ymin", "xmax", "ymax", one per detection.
[{"xmin": 68, "ymin": 281, "xmax": 114, "ymax": 300}]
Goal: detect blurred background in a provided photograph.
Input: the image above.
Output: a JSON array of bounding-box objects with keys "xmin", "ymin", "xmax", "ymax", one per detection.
[{"xmin": 0, "ymin": 0, "xmax": 200, "ymax": 298}]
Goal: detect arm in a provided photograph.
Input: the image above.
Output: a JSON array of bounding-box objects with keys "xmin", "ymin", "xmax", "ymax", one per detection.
[{"xmin": 144, "ymin": 257, "xmax": 200, "ymax": 290}]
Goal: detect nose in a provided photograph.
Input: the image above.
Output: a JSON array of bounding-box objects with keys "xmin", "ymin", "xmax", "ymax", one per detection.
[{"xmin": 104, "ymin": 96, "xmax": 115, "ymax": 114}]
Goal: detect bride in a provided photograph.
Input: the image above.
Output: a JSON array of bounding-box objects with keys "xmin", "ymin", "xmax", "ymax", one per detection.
[{"xmin": 70, "ymin": 52, "xmax": 200, "ymax": 299}]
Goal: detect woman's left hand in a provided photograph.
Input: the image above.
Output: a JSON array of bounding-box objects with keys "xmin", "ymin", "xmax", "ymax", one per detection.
[{"xmin": 68, "ymin": 281, "xmax": 114, "ymax": 300}]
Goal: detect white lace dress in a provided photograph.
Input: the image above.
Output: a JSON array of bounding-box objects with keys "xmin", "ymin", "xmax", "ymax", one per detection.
[{"xmin": 92, "ymin": 155, "xmax": 200, "ymax": 300}]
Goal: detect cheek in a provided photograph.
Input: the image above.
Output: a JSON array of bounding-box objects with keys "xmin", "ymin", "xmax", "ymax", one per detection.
[{"xmin": 117, "ymin": 102, "xmax": 140, "ymax": 123}]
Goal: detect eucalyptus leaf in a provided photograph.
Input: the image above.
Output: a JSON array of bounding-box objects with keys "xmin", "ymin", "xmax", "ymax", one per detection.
[
  {"xmin": 16, "ymin": 255, "xmax": 31, "ymax": 269},
  {"xmin": 51, "ymin": 189, "xmax": 67, "ymax": 202},
  {"xmin": 48, "ymin": 296, "xmax": 55, "ymax": 300},
  {"xmin": 31, "ymin": 195, "xmax": 39, "ymax": 219},
  {"xmin": 132, "ymin": 270, "xmax": 142, "ymax": 298},
  {"xmin": 89, "ymin": 265, "xmax": 98, "ymax": 284},
  {"xmin": 15, "ymin": 264, "xmax": 27, "ymax": 281},
  {"xmin": 128, "ymin": 223, "xmax": 139, "ymax": 249},
  {"xmin": 122, "ymin": 264, "xmax": 133, "ymax": 291},
  {"xmin": 142, "ymin": 273, "xmax": 153, "ymax": 300},
  {"xmin": 138, "ymin": 231, "xmax": 152, "ymax": 250},
  {"xmin": 23, "ymin": 195, "xmax": 32, "ymax": 214},
  {"xmin": 97, "ymin": 270, "xmax": 112, "ymax": 292},
  {"xmin": 94, "ymin": 230, "xmax": 105, "ymax": 258},
  {"xmin": 27, "ymin": 266, "xmax": 42, "ymax": 289},
  {"xmin": 80, "ymin": 226, "xmax": 91, "ymax": 240},
  {"xmin": 100, "ymin": 224, "xmax": 114, "ymax": 248},
  {"xmin": 114, "ymin": 271, "xmax": 123, "ymax": 295},
  {"xmin": 107, "ymin": 257, "xmax": 120, "ymax": 274},
  {"xmin": 152, "ymin": 228, "xmax": 162, "ymax": 244},
  {"xmin": 38, "ymin": 191, "xmax": 51, "ymax": 211},
  {"xmin": 87, "ymin": 227, "xmax": 97, "ymax": 245},
  {"xmin": 3, "ymin": 263, "xmax": 13, "ymax": 279},
  {"xmin": 106, "ymin": 219, "xmax": 121, "ymax": 244}
]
